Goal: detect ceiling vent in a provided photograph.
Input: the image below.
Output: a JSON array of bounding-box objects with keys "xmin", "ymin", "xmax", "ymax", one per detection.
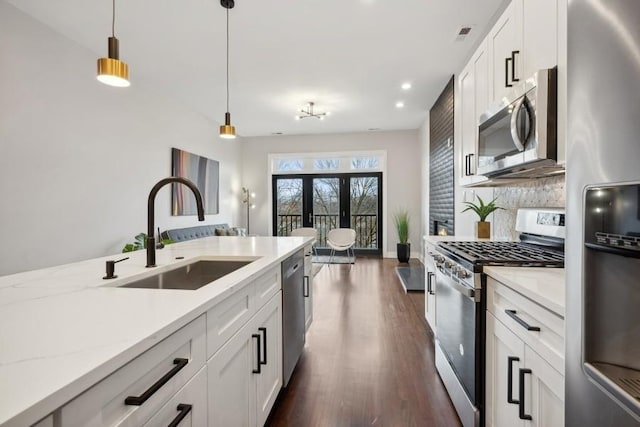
[{"xmin": 454, "ymin": 26, "xmax": 473, "ymax": 42}]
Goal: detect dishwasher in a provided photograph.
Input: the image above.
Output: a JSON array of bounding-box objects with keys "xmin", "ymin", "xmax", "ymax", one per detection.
[{"xmin": 282, "ymin": 249, "xmax": 305, "ymax": 387}]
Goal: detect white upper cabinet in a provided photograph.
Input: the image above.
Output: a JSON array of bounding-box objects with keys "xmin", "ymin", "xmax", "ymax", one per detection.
[
  {"xmin": 522, "ymin": 0, "xmax": 558, "ymax": 79},
  {"xmin": 488, "ymin": 0, "xmax": 523, "ymax": 104}
]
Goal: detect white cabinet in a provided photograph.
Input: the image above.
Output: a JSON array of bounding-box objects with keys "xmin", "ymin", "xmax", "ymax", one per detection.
[
  {"xmin": 303, "ymin": 243, "xmax": 313, "ymax": 332},
  {"xmin": 486, "ymin": 277, "xmax": 564, "ymax": 427},
  {"xmin": 488, "ymin": 0, "xmax": 523, "ymax": 104},
  {"xmin": 208, "ymin": 291, "xmax": 282, "ymax": 427},
  {"xmin": 423, "ymin": 241, "xmax": 437, "ymax": 332},
  {"xmin": 521, "ymin": 0, "xmax": 558, "ymax": 80}
]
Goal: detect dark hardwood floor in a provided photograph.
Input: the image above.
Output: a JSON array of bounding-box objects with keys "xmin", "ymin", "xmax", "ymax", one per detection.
[{"xmin": 267, "ymin": 258, "xmax": 462, "ymax": 427}]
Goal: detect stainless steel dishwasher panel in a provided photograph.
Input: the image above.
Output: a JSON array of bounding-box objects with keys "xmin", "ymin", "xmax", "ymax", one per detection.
[{"xmin": 282, "ymin": 249, "xmax": 305, "ymax": 387}]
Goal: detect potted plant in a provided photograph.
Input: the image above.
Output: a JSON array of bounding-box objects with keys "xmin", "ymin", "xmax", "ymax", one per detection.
[
  {"xmin": 462, "ymin": 195, "xmax": 504, "ymax": 239},
  {"xmin": 394, "ymin": 210, "xmax": 411, "ymax": 263}
]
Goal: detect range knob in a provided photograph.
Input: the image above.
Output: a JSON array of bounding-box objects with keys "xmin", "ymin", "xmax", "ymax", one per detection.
[
  {"xmin": 444, "ymin": 261, "xmax": 453, "ymax": 269},
  {"xmin": 458, "ymin": 269, "xmax": 471, "ymax": 279}
]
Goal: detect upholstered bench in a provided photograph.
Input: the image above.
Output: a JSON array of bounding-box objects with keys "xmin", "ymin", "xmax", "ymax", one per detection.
[{"xmin": 160, "ymin": 224, "xmax": 246, "ymax": 243}]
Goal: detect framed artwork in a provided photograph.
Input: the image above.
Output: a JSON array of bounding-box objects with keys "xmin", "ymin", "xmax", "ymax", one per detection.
[{"xmin": 171, "ymin": 148, "xmax": 219, "ymax": 215}]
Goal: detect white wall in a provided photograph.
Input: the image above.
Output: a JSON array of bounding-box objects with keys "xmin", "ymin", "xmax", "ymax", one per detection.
[
  {"xmin": 240, "ymin": 130, "xmax": 422, "ymax": 258},
  {"xmin": 0, "ymin": 2, "xmax": 242, "ymax": 275}
]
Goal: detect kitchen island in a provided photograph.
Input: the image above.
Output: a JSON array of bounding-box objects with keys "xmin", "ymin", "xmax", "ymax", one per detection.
[{"xmin": 0, "ymin": 235, "xmax": 312, "ymax": 426}]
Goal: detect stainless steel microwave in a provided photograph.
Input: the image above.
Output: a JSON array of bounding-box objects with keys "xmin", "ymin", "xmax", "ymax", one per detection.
[{"xmin": 477, "ymin": 68, "xmax": 560, "ymax": 178}]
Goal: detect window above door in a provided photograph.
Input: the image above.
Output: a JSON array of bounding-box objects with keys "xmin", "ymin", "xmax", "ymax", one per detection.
[{"xmin": 270, "ymin": 151, "xmax": 386, "ymax": 175}]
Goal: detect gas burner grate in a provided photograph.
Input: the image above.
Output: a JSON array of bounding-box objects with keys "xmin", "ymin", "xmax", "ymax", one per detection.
[
  {"xmin": 439, "ymin": 241, "xmax": 564, "ymax": 267},
  {"xmin": 619, "ymin": 378, "xmax": 640, "ymax": 400}
]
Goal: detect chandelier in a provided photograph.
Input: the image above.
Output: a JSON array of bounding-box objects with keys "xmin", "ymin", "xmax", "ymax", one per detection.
[{"xmin": 295, "ymin": 102, "xmax": 330, "ymax": 120}]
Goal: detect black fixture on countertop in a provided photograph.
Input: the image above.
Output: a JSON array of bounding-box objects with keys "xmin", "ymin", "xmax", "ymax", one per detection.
[
  {"xmin": 103, "ymin": 256, "xmax": 129, "ymax": 279},
  {"xmin": 147, "ymin": 177, "xmax": 205, "ymax": 267}
]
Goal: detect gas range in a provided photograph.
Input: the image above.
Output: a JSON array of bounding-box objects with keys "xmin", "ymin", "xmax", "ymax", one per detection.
[{"xmin": 430, "ymin": 208, "xmax": 565, "ymax": 427}]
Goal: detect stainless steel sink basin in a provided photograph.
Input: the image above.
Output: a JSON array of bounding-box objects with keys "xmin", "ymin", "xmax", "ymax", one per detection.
[{"xmin": 119, "ymin": 259, "xmax": 255, "ymax": 290}]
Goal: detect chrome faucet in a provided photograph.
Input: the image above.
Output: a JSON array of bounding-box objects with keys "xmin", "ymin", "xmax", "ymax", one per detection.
[{"xmin": 146, "ymin": 177, "xmax": 205, "ymax": 267}]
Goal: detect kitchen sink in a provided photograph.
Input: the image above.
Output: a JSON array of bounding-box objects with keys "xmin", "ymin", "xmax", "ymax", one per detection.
[{"xmin": 119, "ymin": 259, "xmax": 256, "ymax": 290}]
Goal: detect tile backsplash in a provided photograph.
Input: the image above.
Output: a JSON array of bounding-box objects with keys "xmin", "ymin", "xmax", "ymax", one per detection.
[{"xmin": 492, "ymin": 175, "xmax": 566, "ymax": 240}]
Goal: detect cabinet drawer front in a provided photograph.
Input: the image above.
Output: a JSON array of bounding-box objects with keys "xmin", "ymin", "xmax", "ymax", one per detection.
[
  {"xmin": 254, "ymin": 266, "xmax": 281, "ymax": 310},
  {"xmin": 142, "ymin": 366, "xmax": 207, "ymax": 427},
  {"xmin": 207, "ymin": 281, "xmax": 255, "ymax": 358},
  {"xmin": 487, "ymin": 278, "xmax": 564, "ymax": 373},
  {"xmin": 60, "ymin": 316, "xmax": 206, "ymax": 427}
]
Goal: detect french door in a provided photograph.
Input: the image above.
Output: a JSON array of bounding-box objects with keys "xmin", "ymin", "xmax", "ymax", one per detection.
[{"xmin": 273, "ymin": 173, "xmax": 382, "ymax": 254}]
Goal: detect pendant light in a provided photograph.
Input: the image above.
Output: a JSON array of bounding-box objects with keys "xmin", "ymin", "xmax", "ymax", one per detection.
[
  {"xmin": 219, "ymin": 0, "xmax": 236, "ymax": 139},
  {"xmin": 97, "ymin": 0, "xmax": 130, "ymax": 87}
]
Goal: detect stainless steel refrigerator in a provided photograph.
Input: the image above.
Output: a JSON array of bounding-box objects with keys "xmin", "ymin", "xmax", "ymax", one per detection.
[{"xmin": 567, "ymin": 1, "xmax": 640, "ymax": 425}]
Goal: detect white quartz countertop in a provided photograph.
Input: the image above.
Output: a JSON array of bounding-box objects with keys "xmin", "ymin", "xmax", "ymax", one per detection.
[
  {"xmin": 483, "ymin": 266, "xmax": 565, "ymax": 317},
  {"xmin": 0, "ymin": 236, "xmax": 311, "ymax": 427}
]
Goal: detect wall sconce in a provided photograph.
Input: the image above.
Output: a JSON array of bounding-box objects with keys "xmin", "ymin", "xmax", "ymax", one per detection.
[{"xmin": 242, "ymin": 187, "xmax": 255, "ymax": 234}]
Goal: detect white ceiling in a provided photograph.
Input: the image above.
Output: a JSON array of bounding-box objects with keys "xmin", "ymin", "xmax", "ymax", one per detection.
[{"xmin": 7, "ymin": 0, "xmax": 507, "ymax": 138}]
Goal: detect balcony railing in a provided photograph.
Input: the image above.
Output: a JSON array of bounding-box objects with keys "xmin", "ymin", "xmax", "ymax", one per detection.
[{"xmin": 277, "ymin": 213, "xmax": 378, "ymax": 249}]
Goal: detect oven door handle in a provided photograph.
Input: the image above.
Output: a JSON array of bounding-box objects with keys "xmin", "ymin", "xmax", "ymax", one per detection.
[{"xmin": 438, "ymin": 269, "xmax": 475, "ymax": 300}]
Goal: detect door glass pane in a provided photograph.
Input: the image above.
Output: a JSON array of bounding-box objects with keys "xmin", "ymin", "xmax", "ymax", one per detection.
[
  {"xmin": 312, "ymin": 178, "xmax": 339, "ymax": 247},
  {"xmin": 350, "ymin": 176, "xmax": 379, "ymax": 249},
  {"xmin": 275, "ymin": 178, "xmax": 303, "ymax": 236}
]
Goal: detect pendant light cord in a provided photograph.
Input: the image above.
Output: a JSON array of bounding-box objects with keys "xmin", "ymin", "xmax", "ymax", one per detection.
[
  {"xmin": 226, "ymin": 7, "xmax": 230, "ymax": 112},
  {"xmin": 111, "ymin": 0, "xmax": 116, "ymax": 37}
]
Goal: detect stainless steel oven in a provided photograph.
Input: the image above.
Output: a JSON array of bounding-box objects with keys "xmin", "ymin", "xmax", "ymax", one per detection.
[{"xmin": 476, "ymin": 68, "xmax": 560, "ymax": 179}]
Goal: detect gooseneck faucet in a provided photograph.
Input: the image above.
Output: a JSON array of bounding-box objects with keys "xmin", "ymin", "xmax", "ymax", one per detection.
[{"xmin": 147, "ymin": 177, "xmax": 205, "ymax": 267}]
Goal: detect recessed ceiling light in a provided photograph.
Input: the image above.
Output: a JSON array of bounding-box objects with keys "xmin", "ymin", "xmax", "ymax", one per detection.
[
  {"xmin": 401, "ymin": 82, "xmax": 412, "ymax": 90},
  {"xmin": 396, "ymin": 102, "xmax": 405, "ymax": 108}
]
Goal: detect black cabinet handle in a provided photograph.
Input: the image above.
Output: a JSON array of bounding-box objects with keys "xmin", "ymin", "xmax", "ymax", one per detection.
[
  {"xmin": 125, "ymin": 358, "xmax": 189, "ymax": 406},
  {"xmin": 427, "ymin": 272, "xmax": 435, "ymax": 295},
  {"xmin": 507, "ymin": 356, "xmax": 520, "ymax": 404},
  {"xmin": 259, "ymin": 327, "xmax": 267, "ymax": 366},
  {"xmin": 303, "ymin": 275, "xmax": 310, "ymax": 297},
  {"xmin": 464, "ymin": 154, "xmax": 469, "ymax": 176},
  {"xmin": 468, "ymin": 153, "xmax": 474, "ymax": 176},
  {"xmin": 505, "ymin": 57, "xmax": 513, "ymax": 87},
  {"xmin": 168, "ymin": 403, "xmax": 192, "ymax": 427},
  {"xmin": 519, "ymin": 368, "xmax": 533, "ymax": 420},
  {"xmin": 511, "ymin": 50, "xmax": 520, "ymax": 82},
  {"xmin": 505, "ymin": 309, "xmax": 541, "ymax": 331},
  {"xmin": 252, "ymin": 334, "xmax": 261, "ymax": 374}
]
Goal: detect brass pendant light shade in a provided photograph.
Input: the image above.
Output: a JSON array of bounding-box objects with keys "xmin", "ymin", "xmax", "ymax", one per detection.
[
  {"xmin": 219, "ymin": 0, "xmax": 237, "ymax": 139},
  {"xmin": 220, "ymin": 112, "xmax": 236, "ymax": 139},
  {"xmin": 97, "ymin": 0, "xmax": 130, "ymax": 87},
  {"xmin": 97, "ymin": 37, "xmax": 130, "ymax": 87}
]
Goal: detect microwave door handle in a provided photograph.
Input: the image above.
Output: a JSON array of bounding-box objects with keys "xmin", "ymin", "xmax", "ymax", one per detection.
[{"xmin": 510, "ymin": 97, "xmax": 526, "ymax": 151}]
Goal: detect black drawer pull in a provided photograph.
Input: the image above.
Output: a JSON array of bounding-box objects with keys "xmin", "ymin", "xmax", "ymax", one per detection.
[
  {"xmin": 507, "ymin": 356, "xmax": 520, "ymax": 404},
  {"xmin": 303, "ymin": 275, "xmax": 310, "ymax": 297},
  {"xmin": 259, "ymin": 327, "xmax": 267, "ymax": 365},
  {"xmin": 252, "ymin": 334, "xmax": 261, "ymax": 374},
  {"xmin": 168, "ymin": 403, "xmax": 192, "ymax": 427},
  {"xmin": 505, "ymin": 57, "xmax": 513, "ymax": 87},
  {"xmin": 505, "ymin": 309, "xmax": 541, "ymax": 331},
  {"xmin": 427, "ymin": 272, "xmax": 435, "ymax": 295},
  {"xmin": 519, "ymin": 368, "xmax": 533, "ymax": 420},
  {"xmin": 125, "ymin": 358, "xmax": 189, "ymax": 406},
  {"xmin": 511, "ymin": 50, "xmax": 520, "ymax": 82}
]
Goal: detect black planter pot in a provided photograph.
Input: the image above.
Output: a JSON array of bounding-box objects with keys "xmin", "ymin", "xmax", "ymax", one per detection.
[{"xmin": 397, "ymin": 243, "xmax": 411, "ymax": 263}]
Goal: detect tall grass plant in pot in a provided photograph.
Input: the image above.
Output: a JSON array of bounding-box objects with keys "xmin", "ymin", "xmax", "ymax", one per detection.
[
  {"xmin": 462, "ymin": 195, "xmax": 504, "ymax": 239},
  {"xmin": 394, "ymin": 210, "xmax": 411, "ymax": 263}
]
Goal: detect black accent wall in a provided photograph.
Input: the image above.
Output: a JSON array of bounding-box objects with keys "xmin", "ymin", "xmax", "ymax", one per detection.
[{"xmin": 429, "ymin": 76, "xmax": 455, "ymax": 236}]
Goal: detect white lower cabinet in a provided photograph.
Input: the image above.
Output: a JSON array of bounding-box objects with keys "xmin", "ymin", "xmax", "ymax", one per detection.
[
  {"xmin": 142, "ymin": 366, "xmax": 207, "ymax": 427},
  {"xmin": 486, "ymin": 312, "xmax": 563, "ymax": 427},
  {"xmin": 208, "ymin": 291, "xmax": 282, "ymax": 427},
  {"xmin": 303, "ymin": 243, "xmax": 313, "ymax": 332},
  {"xmin": 423, "ymin": 241, "xmax": 437, "ymax": 332}
]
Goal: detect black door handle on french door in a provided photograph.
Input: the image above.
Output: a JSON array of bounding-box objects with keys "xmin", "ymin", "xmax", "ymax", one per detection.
[
  {"xmin": 505, "ymin": 57, "xmax": 513, "ymax": 87},
  {"xmin": 252, "ymin": 334, "xmax": 261, "ymax": 374},
  {"xmin": 519, "ymin": 368, "xmax": 533, "ymax": 420},
  {"xmin": 507, "ymin": 356, "xmax": 520, "ymax": 404},
  {"xmin": 511, "ymin": 51, "xmax": 520, "ymax": 82},
  {"xmin": 505, "ymin": 309, "xmax": 541, "ymax": 331},
  {"xmin": 168, "ymin": 404, "xmax": 193, "ymax": 427},
  {"xmin": 259, "ymin": 327, "xmax": 267, "ymax": 365},
  {"xmin": 125, "ymin": 358, "xmax": 188, "ymax": 406},
  {"xmin": 303, "ymin": 275, "xmax": 310, "ymax": 297}
]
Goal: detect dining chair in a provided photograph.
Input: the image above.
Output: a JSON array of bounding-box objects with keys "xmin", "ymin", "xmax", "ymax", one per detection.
[
  {"xmin": 326, "ymin": 228, "xmax": 356, "ymax": 265},
  {"xmin": 290, "ymin": 227, "xmax": 319, "ymax": 256}
]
